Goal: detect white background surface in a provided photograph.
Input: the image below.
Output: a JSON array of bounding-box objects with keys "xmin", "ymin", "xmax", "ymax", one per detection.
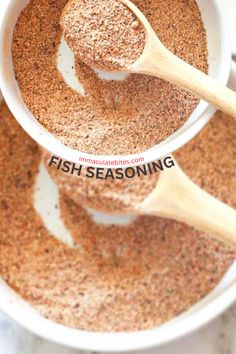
[{"xmin": 0, "ymin": 0, "xmax": 236, "ymax": 353}]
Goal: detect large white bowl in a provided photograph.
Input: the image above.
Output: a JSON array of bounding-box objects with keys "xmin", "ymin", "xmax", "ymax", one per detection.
[
  {"xmin": 0, "ymin": 62, "xmax": 236, "ymax": 353},
  {"xmin": 0, "ymin": 0, "xmax": 233, "ymax": 168}
]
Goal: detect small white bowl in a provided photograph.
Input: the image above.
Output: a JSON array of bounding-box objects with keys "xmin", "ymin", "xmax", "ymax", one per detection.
[{"xmin": 0, "ymin": 0, "xmax": 233, "ymax": 168}]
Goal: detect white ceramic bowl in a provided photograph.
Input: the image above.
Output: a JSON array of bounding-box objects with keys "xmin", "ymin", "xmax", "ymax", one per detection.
[
  {"xmin": 1, "ymin": 130, "xmax": 236, "ymax": 353},
  {"xmin": 0, "ymin": 63, "xmax": 236, "ymax": 353},
  {"xmin": 0, "ymin": 0, "xmax": 233, "ymax": 168}
]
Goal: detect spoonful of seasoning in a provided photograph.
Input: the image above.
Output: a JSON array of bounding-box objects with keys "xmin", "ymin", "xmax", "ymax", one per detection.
[
  {"xmin": 61, "ymin": 0, "xmax": 236, "ymax": 118},
  {"xmin": 60, "ymin": 0, "xmax": 145, "ymax": 71}
]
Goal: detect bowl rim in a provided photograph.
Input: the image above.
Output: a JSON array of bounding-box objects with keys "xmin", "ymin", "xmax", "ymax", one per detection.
[
  {"xmin": 1, "ymin": 273, "xmax": 236, "ymax": 353},
  {"xmin": 0, "ymin": 0, "xmax": 232, "ymax": 168}
]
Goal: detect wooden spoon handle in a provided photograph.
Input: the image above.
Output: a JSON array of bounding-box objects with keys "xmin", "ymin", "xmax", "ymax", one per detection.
[
  {"xmin": 139, "ymin": 165, "xmax": 236, "ymax": 248},
  {"xmin": 133, "ymin": 44, "xmax": 236, "ymax": 118},
  {"xmin": 121, "ymin": 0, "xmax": 236, "ymax": 117}
]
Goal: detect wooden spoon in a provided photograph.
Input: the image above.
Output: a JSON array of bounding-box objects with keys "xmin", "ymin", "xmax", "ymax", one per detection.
[
  {"xmin": 119, "ymin": 0, "xmax": 236, "ymax": 118},
  {"xmin": 134, "ymin": 163, "xmax": 236, "ymax": 248}
]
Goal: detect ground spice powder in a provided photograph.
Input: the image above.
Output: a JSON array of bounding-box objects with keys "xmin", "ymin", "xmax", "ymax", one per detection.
[
  {"xmin": 12, "ymin": 0, "xmax": 208, "ymax": 155},
  {"xmin": 61, "ymin": 0, "xmax": 145, "ymax": 71},
  {"xmin": 0, "ymin": 102, "xmax": 235, "ymax": 332}
]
